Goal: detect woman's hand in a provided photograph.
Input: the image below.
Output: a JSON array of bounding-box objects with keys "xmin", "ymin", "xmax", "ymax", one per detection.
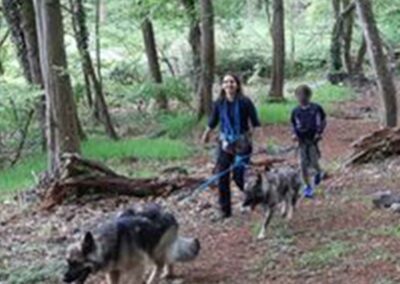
[{"xmin": 201, "ymin": 128, "xmax": 212, "ymax": 144}]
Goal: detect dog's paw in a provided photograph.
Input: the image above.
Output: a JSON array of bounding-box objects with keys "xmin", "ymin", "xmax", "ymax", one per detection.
[{"xmin": 257, "ymin": 232, "xmax": 266, "ymax": 240}]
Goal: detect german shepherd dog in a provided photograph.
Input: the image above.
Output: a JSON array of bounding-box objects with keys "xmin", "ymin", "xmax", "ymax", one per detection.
[
  {"xmin": 242, "ymin": 166, "xmax": 301, "ymax": 239},
  {"xmin": 63, "ymin": 204, "xmax": 200, "ymax": 284}
]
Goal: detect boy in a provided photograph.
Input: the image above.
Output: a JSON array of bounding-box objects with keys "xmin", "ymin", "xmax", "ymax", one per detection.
[{"xmin": 291, "ymin": 85, "xmax": 326, "ymax": 198}]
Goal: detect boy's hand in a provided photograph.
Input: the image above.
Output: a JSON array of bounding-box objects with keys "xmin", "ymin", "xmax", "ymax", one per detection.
[
  {"xmin": 291, "ymin": 134, "xmax": 298, "ymax": 142},
  {"xmin": 314, "ymin": 134, "xmax": 322, "ymax": 142}
]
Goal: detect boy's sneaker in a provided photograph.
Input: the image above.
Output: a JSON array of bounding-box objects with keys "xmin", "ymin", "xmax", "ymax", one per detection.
[
  {"xmin": 314, "ymin": 172, "xmax": 323, "ymax": 186},
  {"xmin": 303, "ymin": 185, "xmax": 314, "ymax": 198}
]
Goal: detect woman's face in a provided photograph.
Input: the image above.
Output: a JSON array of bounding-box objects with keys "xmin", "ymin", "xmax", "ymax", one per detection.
[{"xmin": 222, "ymin": 75, "xmax": 239, "ymax": 96}]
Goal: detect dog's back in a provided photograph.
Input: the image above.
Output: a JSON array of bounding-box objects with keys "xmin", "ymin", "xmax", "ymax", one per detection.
[{"xmin": 64, "ymin": 204, "xmax": 200, "ymax": 283}]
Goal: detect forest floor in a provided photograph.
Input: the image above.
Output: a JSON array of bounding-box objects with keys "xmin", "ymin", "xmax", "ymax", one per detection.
[{"xmin": 2, "ymin": 87, "xmax": 400, "ymax": 284}]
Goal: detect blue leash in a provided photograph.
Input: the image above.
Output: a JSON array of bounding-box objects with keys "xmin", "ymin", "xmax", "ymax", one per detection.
[{"xmin": 188, "ymin": 149, "xmax": 266, "ymax": 199}]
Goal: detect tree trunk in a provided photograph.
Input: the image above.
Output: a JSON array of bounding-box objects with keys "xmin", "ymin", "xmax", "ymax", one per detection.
[
  {"xmin": 19, "ymin": 0, "xmax": 42, "ymax": 86},
  {"xmin": 0, "ymin": 30, "xmax": 10, "ymax": 75},
  {"xmin": 353, "ymin": 35, "xmax": 367, "ymax": 74},
  {"xmin": 288, "ymin": 0, "xmax": 296, "ymax": 76},
  {"xmin": 33, "ymin": 0, "xmax": 81, "ymax": 174},
  {"xmin": 330, "ymin": 0, "xmax": 343, "ymax": 72},
  {"xmin": 94, "ymin": 0, "xmax": 102, "ymax": 120},
  {"xmin": 19, "ymin": 0, "xmax": 47, "ymax": 150},
  {"xmin": 70, "ymin": 0, "xmax": 118, "ymax": 140},
  {"xmin": 69, "ymin": 0, "xmax": 92, "ymax": 107},
  {"xmin": 268, "ymin": 0, "xmax": 285, "ymax": 100},
  {"xmin": 141, "ymin": 17, "xmax": 168, "ymax": 110},
  {"xmin": 197, "ymin": 0, "xmax": 214, "ymax": 118},
  {"xmin": 342, "ymin": 0, "xmax": 353, "ymax": 74},
  {"xmin": 2, "ymin": 0, "xmax": 32, "ymax": 82},
  {"xmin": 181, "ymin": 0, "xmax": 201, "ymax": 91},
  {"xmin": 356, "ymin": 0, "xmax": 398, "ymax": 127}
]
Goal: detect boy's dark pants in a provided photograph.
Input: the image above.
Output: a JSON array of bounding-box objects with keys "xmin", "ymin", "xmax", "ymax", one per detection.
[
  {"xmin": 216, "ymin": 145, "xmax": 251, "ymax": 217},
  {"xmin": 299, "ymin": 139, "xmax": 321, "ymax": 185}
]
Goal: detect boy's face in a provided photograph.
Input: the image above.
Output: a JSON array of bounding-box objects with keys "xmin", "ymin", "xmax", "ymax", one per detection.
[{"xmin": 296, "ymin": 92, "xmax": 310, "ymax": 105}]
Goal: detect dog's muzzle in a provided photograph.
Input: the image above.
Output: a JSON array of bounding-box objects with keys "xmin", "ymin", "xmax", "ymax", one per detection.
[{"xmin": 63, "ymin": 266, "xmax": 91, "ymax": 284}]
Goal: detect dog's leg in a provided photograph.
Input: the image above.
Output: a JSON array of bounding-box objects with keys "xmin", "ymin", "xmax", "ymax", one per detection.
[
  {"xmin": 161, "ymin": 264, "xmax": 173, "ymax": 279},
  {"xmin": 286, "ymin": 198, "xmax": 294, "ymax": 220},
  {"xmin": 280, "ymin": 201, "xmax": 287, "ymax": 217},
  {"xmin": 146, "ymin": 264, "xmax": 163, "ymax": 284},
  {"xmin": 106, "ymin": 270, "xmax": 120, "ymax": 284},
  {"xmin": 257, "ymin": 207, "xmax": 274, "ymax": 240}
]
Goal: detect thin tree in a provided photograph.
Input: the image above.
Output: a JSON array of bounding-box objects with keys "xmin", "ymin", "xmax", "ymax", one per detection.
[
  {"xmin": 141, "ymin": 16, "xmax": 168, "ymax": 110},
  {"xmin": 330, "ymin": 0, "xmax": 343, "ymax": 72},
  {"xmin": 355, "ymin": 0, "xmax": 397, "ymax": 127},
  {"xmin": 181, "ymin": 0, "xmax": 201, "ymax": 91},
  {"xmin": 268, "ymin": 0, "xmax": 285, "ymax": 100},
  {"xmin": 197, "ymin": 0, "xmax": 214, "ymax": 118},
  {"xmin": 2, "ymin": 0, "xmax": 32, "ymax": 81},
  {"xmin": 70, "ymin": 0, "xmax": 118, "ymax": 140},
  {"xmin": 33, "ymin": 0, "xmax": 81, "ymax": 174},
  {"xmin": 342, "ymin": 0, "xmax": 354, "ymax": 74},
  {"xmin": 353, "ymin": 35, "xmax": 366, "ymax": 74},
  {"xmin": 19, "ymin": 0, "xmax": 47, "ymax": 149}
]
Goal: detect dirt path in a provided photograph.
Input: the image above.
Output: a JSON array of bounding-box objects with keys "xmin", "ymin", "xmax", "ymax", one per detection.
[{"xmin": 3, "ymin": 98, "xmax": 400, "ymax": 284}]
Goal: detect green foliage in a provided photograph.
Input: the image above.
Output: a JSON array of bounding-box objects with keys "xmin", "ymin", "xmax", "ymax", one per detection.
[
  {"xmin": 158, "ymin": 112, "xmax": 197, "ymax": 139},
  {"xmin": 298, "ymin": 241, "xmax": 353, "ymax": 269},
  {"xmin": 109, "ymin": 77, "xmax": 192, "ymax": 107},
  {"xmin": 371, "ymin": 225, "xmax": 400, "ymax": 238},
  {"xmin": 257, "ymin": 83, "xmax": 353, "ymax": 125},
  {"xmin": 108, "ymin": 61, "xmax": 144, "ymax": 85},
  {"xmin": 83, "ymin": 137, "xmax": 192, "ymax": 161},
  {"xmin": 0, "ymin": 81, "xmax": 41, "ymax": 131},
  {"xmin": 216, "ymin": 48, "xmax": 269, "ymax": 81},
  {"xmin": 0, "ymin": 138, "xmax": 192, "ymax": 194},
  {"xmin": 0, "ymin": 154, "xmax": 46, "ymax": 194},
  {"xmin": 313, "ymin": 84, "xmax": 354, "ymax": 104},
  {"xmin": 258, "ymin": 101, "xmax": 296, "ymax": 125},
  {"xmin": 0, "ymin": 262, "xmax": 63, "ymax": 284}
]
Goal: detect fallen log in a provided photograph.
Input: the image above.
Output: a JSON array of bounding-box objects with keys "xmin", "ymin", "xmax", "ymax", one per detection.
[
  {"xmin": 40, "ymin": 153, "xmax": 203, "ymax": 210},
  {"xmin": 345, "ymin": 127, "xmax": 400, "ymax": 166}
]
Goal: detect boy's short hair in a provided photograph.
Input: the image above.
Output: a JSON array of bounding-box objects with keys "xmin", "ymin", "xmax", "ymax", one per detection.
[{"xmin": 295, "ymin": 84, "xmax": 312, "ymax": 98}]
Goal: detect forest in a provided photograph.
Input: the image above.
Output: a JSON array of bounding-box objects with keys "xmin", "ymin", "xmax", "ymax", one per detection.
[{"xmin": 0, "ymin": 0, "xmax": 400, "ymax": 283}]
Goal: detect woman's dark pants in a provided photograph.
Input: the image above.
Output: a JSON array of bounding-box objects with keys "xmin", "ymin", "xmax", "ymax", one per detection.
[{"xmin": 216, "ymin": 146, "xmax": 251, "ymax": 217}]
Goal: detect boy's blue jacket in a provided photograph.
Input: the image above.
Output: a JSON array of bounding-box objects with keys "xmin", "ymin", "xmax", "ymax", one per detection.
[{"xmin": 291, "ymin": 102, "xmax": 326, "ymax": 141}]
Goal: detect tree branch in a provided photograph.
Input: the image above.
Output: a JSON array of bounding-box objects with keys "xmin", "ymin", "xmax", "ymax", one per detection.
[{"xmin": 0, "ymin": 29, "xmax": 10, "ymax": 48}]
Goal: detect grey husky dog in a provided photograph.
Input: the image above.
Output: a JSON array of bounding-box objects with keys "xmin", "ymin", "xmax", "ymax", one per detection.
[
  {"xmin": 63, "ymin": 203, "xmax": 200, "ymax": 284},
  {"xmin": 242, "ymin": 166, "xmax": 301, "ymax": 239}
]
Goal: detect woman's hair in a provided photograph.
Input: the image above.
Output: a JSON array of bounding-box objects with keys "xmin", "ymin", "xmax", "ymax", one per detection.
[
  {"xmin": 295, "ymin": 84, "xmax": 312, "ymax": 98},
  {"xmin": 219, "ymin": 73, "xmax": 244, "ymax": 98}
]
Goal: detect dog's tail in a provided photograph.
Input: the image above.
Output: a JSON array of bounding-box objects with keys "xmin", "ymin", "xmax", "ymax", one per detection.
[{"xmin": 168, "ymin": 236, "xmax": 200, "ymax": 262}]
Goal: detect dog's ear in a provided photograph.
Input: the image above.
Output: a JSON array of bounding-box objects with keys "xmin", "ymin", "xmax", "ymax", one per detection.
[{"xmin": 81, "ymin": 232, "xmax": 96, "ymax": 255}]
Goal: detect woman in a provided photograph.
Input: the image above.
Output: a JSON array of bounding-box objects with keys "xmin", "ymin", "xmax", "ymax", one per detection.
[{"xmin": 202, "ymin": 73, "xmax": 261, "ymax": 219}]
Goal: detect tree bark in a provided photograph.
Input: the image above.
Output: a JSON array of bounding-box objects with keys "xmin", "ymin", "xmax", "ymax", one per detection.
[
  {"xmin": 19, "ymin": 0, "xmax": 47, "ymax": 150},
  {"xmin": 2, "ymin": 0, "xmax": 32, "ymax": 82},
  {"xmin": 94, "ymin": 0, "xmax": 102, "ymax": 120},
  {"xmin": 197, "ymin": 0, "xmax": 214, "ymax": 118},
  {"xmin": 69, "ymin": 0, "xmax": 92, "ymax": 107},
  {"xmin": 70, "ymin": 0, "xmax": 118, "ymax": 140},
  {"xmin": 141, "ymin": 17, "xmax": 168, "ymax": 110},
  {"xmin": 342, "ymin": 0, "xmax": 354, "ymax": 74},
  {"xmin": 0, "ymin": 30, "xmax": 10, "ymax": 75},
  {"xmin": 353, "ymin": 35, "xmax": 366, "ymax": 74},
  {"xmin": 356, "ymin": 0, "xmax": 398, "ymax": 127},
  {"xmin": 268, "ymin": 0, "xmax": 285, "ymax": 100},
  {"xmin": 181, "ymin": 0, "xmax": 201, "ymax": 91},
  {"xmin": 19, "ymin": 0, "xmax": 43, "ymax": 86},
  {"xmin": 330, "ymin": 0, "xmax": 343, "ymax": 72},
  {"xmin": 33, "ymin": 0, "xmax": 81, "ymax": 174}
]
